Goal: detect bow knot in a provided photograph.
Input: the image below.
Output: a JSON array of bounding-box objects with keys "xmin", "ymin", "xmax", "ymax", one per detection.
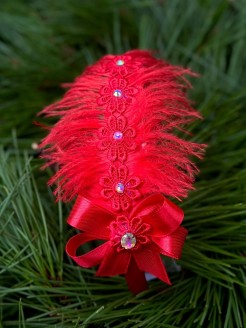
[{"xmin": 109, "ymin": 215, "xmax": 151, "ymax": 251}]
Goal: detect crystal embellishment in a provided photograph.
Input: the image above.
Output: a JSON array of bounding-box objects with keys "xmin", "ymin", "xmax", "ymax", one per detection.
[
  {"xmin": 113, "ymin": 89, "xmax": 122, "ymax": 97},
  {"xmin": 113, "ymin": 131, "xmax": 123, "ymax": 140},
  {"xmin": 116, "ymin": 59, "xmax": 125, "ymax": 66},
  {"xmin": 115, "ymin": 182, "xmax": 124, "ymax": 194},
  {"xmin": 121, "ymin": 233, "xmax": 136, "ymax": 249}
]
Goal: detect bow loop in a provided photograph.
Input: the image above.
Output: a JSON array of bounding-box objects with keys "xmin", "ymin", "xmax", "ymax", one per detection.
[
  {"xmin": 66, "ymin": 233, "xmax": 109, "ymax": 267},
  {"xmin": 130, "ymin": 194, "xmax": 184, "ymax": 237},
  {"xmin": 67, "ymin": 196, "xmax": 115, "ymax": 239}
]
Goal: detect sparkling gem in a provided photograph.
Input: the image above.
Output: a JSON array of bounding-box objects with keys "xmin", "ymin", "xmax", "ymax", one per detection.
[
  {"xmin": 113, "ymin": 89, "xmax": 122, "ymax": 97},
  {"xmin": 121, "ymin": 233, "xmax": 136, "ymax": 249},
  {"xmin": 115, "ymin": 182, "xmax": 124, "ymax": 193},
  {"xmin": 113, "ymin": 131, "xmax": 123, "ymax": 140},
  {"xmin": 116, "ymin": 59, "xmax": 125, "ymax": 66}
]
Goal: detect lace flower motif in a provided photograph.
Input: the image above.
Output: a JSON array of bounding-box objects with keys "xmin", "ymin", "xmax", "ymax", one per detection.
[
  {"xmin": 109, "ymin": 215, "xmax": 151, "ymax": 252},
  {"xmin": 98, "ymin": 115, "xmax": 136, "ymax": 162},
  {"xmin": 100, "ymin": 165, "xmax": 141, "ymax": 211},
  {"xmin": 105, "ymin": 55, "xmax": 142, "ymax": 77},
  {"xmin": 98, "ymin": 78, "xmax": 138, "ymax": 113}
]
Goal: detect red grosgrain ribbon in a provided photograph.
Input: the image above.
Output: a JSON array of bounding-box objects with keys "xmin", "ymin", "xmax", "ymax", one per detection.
[{"xmin": 66, "ymin": 193, "xmax": 187, "ymax": 294}]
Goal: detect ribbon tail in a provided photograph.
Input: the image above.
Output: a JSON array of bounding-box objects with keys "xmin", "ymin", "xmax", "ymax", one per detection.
[
  {"xmin": 96, "ymin": 248, "xmax": 131, "ymax": 277},
  {"xmin": 66, "ymin": 233, "xmax": 109, "ymax": 268},
  {"xmin": 125, "ymin": 258, "xmax": 148, "ymax": 295},
  {"xmin": 133, "ymin": 245, "xmax": 171, "ymax": 285}
]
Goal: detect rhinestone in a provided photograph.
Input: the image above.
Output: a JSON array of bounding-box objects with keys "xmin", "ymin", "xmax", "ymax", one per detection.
[
  {"xmin": 121, "ymin": 233, "xmax": 136, "ymax": 249},
  {"xmin": 113, "ymin": 89, "xmax": 122, "ymax": 97},
  {"xmin": 113, "ymin": 131, "xmax": 123, "ymax": 140},
  {"xmin": 116, "ymin": 59, "xmax": 125, "ymax": 66},
  {"xmin": 115, "ymin": 182, "xmax": 124, "ymax": 194}
]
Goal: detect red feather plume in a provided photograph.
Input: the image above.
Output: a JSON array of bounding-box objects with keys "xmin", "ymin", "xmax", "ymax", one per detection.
[{"xmin": 40, "ymin": 50, "xmax": 204, "ymax": 206}]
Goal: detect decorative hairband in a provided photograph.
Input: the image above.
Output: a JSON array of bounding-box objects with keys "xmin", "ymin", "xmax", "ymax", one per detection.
[{"xmin": 40, "ymin": 50, "xmax": 205, "ymax": 294}]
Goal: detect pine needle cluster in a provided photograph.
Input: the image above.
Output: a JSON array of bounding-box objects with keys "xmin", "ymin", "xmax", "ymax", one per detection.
[{"xmin": 0, "ymin": 0, "xmax": 245, "ymax": 327}]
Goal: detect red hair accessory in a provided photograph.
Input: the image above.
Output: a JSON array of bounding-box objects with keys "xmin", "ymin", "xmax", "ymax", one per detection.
[{"xmin": 40, "ymin": 50, "xmax": 205, "ymax": 294}]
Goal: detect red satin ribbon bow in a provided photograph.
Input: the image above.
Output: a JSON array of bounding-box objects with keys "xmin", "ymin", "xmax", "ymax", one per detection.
[{"xmin": 66, "ymin": 193, "xmax": 187, "ymax": 294}]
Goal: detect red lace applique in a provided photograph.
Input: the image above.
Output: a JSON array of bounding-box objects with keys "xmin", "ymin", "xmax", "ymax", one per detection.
[
  {"xmin": 97, "ymin": 78, "xmax": 138, "ymax": 113},
  {"xmin": 98, "ymin": 115, "xmax": 136, "ymax": 162},
  {"xmin": 97, "ymin": 55, "xmax": 141, "ymax": 210},
  {"xmin": 100, "ymin": 165, "xmax": 141, "ymax": 211},
  {"xmin": 109, "ymin": 215, "xmax": 151, "ymax": 251},
  {"xmin": 103, "ymin": 55, "xmax": 142, "ymax": 77}
]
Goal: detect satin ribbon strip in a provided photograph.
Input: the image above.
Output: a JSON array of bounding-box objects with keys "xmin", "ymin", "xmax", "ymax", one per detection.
[{"xmin": 66, "ymin": 193, "xmax": 187, "ymax": 294}]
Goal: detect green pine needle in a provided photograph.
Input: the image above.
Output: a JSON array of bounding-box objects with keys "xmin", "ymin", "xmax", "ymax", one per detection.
[{"xmin": 1, "ymin": 0, "xmax": 246, "ymax": 327}]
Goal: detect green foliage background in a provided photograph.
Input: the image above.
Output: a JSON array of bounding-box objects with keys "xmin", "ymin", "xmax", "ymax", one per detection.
[{"xmin": 0, "ymin": 0, "xmax": 246, "ymax": 327}]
